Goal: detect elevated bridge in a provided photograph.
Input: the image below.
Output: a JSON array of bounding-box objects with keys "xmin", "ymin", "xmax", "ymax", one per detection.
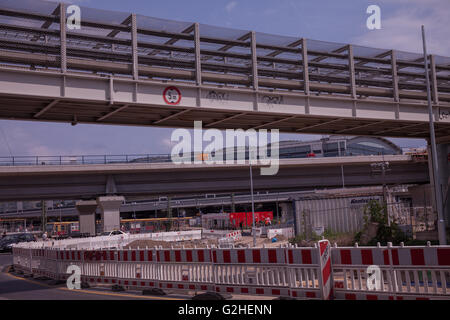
[
  {"xmin": 0, "ymin": 1, "xmax": 449, "ymax": 141},
  {"xmin": 0, "ymin": 155, "xmax": 428, "ymax": 202}
]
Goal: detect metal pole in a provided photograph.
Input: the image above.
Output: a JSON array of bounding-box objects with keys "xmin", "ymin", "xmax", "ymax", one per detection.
[
  {"xmin": 422, "ymin": 25, "xmax": 446, "ymax": 245},
  {"xmin": 59, "ymin": 2, "xmax": 67, "ymax": 74},
  {"xmin": 382, "ymin": 162, "xmax": 390, "ymax": 226},
  {"xmin": 41, "ymin": 200, "xmax": 47, "ymax": 233},
  {"xmin": 338, "ymin": 143, "xmax": 345, "ymax": 188},
  {"xmin": 249, "ymin": 161, "xmax": 256, "ymax": 247}
]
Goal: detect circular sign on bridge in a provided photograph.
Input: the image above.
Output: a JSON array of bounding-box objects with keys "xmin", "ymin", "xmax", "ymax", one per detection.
[{"xmin": 163, "ymin": 86, "xmax": 182, "ymax": 105}]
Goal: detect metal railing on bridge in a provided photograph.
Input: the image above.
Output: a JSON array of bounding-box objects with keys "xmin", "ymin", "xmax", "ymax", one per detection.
[{"xmin": 0, "ymin": 154, "xmax": 172, "ymax": 166}]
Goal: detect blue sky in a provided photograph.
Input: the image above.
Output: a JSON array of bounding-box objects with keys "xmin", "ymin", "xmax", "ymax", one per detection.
[{"xmin": 0, "ymin": 0, "xmax": 449, "ymax": 156}]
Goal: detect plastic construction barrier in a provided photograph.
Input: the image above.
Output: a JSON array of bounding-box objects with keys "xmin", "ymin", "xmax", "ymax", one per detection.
[
  {"xmin": 12, "ymin": 241, "xmax": 450, "ymax": 300},
  {"xmin": 331, "ymin": 244, "xmax": 450, "ymax": 300}
]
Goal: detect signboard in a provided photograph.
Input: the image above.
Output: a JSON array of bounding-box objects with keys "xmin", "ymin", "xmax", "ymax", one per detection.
[
  {"xmin": 349, "ymin": 196, "xmax": 381, "ymax": 208},
  {"xmin": 439, "ymin": 107, "xmax": 450, "ymax": 122},
  {"xmin": 163, "ymin": 86, "xmax": 181, "ymax": 105}
]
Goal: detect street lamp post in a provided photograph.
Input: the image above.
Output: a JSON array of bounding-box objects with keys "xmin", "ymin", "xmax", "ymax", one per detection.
[
  {"xmin": 59, "ymin": 204, "xmax": 62, "ymax": 224},
  {"xmin": 249, "ymin": 160, "xmax": 256, "ymax": 247},
  {"xmin": 421, "ymin": 25, "xmax": 447, "ymax": 245}
]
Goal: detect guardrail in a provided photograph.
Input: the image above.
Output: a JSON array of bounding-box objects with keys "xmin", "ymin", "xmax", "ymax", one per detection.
[
  {"xmin": 0, "ymin": 154, "xmax": 172, "ymax": 166},
  {"xmin": 0, "ymin": 152, "xmax": 366, "ymax": 167},
  {"xmin": 11, "ymin": 238, "xmax": 450, "ymax": 300}
]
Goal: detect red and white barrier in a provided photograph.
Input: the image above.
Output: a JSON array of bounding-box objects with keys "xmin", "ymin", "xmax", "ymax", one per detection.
[
  {"xmin": 318, "ymin": 240, "xmax": 333, "ymax": 300},
  {"xmin": 267, "ymin": 227, "xmax": 294, "ymax": 240},
  {"xmin": 12, "ymin": 241, "xmax": 450, "ymax": 300},
  {"xmin": 224, "ymin": 230, "xmax": 242, "ymax": 240},
  {"xmin": 331, "ymin": 245, "xmax": 450, "ymax": 300}
]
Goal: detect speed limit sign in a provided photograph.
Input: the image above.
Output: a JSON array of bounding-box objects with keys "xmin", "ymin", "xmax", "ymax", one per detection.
[{"xmin": 163, "ymin": 86, "xmax": 182, "ymax": 105}]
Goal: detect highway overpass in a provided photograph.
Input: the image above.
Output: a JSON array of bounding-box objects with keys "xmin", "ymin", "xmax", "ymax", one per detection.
[
  {"xmin": 0, "ymin": 155, "xmax": 429, "ymax": 202},
  {"xmin": 0, "ymin": 190, "xmax": 313, "ymax": 219}
]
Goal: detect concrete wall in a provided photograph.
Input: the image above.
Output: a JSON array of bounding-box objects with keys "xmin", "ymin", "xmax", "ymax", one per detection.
[{"xmin": 294, "ymin": 194, "xmax": 383, "ymax": 235}]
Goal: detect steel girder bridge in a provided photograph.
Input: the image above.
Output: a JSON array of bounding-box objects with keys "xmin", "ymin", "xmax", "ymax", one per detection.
[{"xmin": 0, "ymin": 1, "xmax": 449, "ymax": 141}]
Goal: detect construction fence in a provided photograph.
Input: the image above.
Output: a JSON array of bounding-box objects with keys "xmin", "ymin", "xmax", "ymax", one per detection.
[{"xmin": 12, "ymin": 238, "xmax": 450, "ymax": 300}]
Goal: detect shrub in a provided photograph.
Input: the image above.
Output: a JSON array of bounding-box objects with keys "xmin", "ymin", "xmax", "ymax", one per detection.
[{"xmin": 356, "ymin": 199, "xmax": 409, "ymax": 246}]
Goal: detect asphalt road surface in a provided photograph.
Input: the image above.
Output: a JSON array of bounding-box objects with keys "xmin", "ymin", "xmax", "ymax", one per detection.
[
  {"xmin": 0, "ymin": 253, "xmax": 187, "ymax": 300},
  {"xmin": 0, "ymin": 253, "xmax": 271, "ymax": 300}
]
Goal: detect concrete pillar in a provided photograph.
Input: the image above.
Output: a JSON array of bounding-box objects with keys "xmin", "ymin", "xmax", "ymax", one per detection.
[
  {"xmin": 279, "ymin": 202, "xmax": 294, "ymax": 224},
  {"xmin": 76, "ymin": 200, "xmax": 98, "ymax": 236},
  {"xmin": 97, "ymin": 196, "xmax": 124, "ymax": 233}
]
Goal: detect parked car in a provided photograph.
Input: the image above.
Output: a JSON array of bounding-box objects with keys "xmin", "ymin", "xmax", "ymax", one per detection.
[
  {"xmin": 99, "ymin": 230, "xmax": 128, "ymax": 237},
  {"xmin": 0, "ymin": 233, "xmax": 36, "ymax": 252}
]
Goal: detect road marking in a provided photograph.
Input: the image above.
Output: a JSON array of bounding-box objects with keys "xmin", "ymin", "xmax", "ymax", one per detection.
[
  {"xmin": 58, "ymin": 287, "xmax": 183, "ymax": 300},
  {"xmin": 5, "ymin": 272, "xmax": 53, "ymax": 288},
  {"xmin": 4, "ymin": 272, "xmax": 183, "ymax": 300}
]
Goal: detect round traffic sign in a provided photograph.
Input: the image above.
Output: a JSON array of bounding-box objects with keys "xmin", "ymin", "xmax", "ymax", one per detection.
[{"xmin": 163, "ymin": 86, "xmax": 181, "ymax": 105}]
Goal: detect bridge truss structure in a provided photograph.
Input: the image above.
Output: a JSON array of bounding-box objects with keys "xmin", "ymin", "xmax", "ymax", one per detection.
[{"xmin": 0, "ymin": 0, "xmax": 450, "ymax": 141}]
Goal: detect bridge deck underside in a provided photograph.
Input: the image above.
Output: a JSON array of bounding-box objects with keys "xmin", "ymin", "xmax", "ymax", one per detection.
[
  {"xmin": 1, "ymin": 94, "xmax": 450, "ymax": 141},
  {"xmin": 0, "ymin": 3, "xmax": 450, "ymax": 141}
]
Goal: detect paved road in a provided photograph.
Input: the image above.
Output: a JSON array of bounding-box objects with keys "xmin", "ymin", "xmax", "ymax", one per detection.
[
  {"xmin": 0, "ymin": 253, "xmax": 271, "ymax": 300},
  {"xmin": 0, "ymin": 253, "xmax": 185, "ymax": 300}
]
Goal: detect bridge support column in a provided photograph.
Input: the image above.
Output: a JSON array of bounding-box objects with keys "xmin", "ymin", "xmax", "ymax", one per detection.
[
  {"xmin": 76, "ymin": 200, "xmax": 97, "ymax": 236},
  {"xmin": 97, "ymin": 196, "xmax": 124, "ymax": 233},
  {"xmin": 279, "ymin": 202, "xmax": 294, "ymax": 225}
]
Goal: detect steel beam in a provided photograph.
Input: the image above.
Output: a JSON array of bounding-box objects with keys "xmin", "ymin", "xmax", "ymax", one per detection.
[
  {"xmin": 301, "ymin": 38, "xmax": 310, "ymax": 115},
  {"xmin": 59, "ymin": 3, "xmax": 66, "ymax": 73},
  {"xmin": 131, "ymin": 14, "xmax": 138, "ymax": 80},
  {"xmin": 374, "ymin": 123, "xmax": 424, "ymax": 135},
  {"xmin": 31, "ymin": 5, "xmax": 59, "ymax": 42},
  {"xmin": 311, "ymin": 45, "xmax": 348, "ymax": 63},
  {"xmin": 391, "ymin": 50, "xmax": 400, "ymax": 119},
  {"xmin": 96, "ymin": 104, "xmax": 130, "ymax": 122},
  {"xmin": 147, "ymin": 24, "xmax": 195, "ymax": 56},
  {"xmin": 430, "ymin": 55, "xmax": 439, "ymax": 105},
  {"xmin": 205, "ymin": 113, "xmax": 248, "ymax": 127},
  {"xmin": 265, "ymin": 39, "xmax": 302, "ymax": 58},
  {"xmin": 218, "ymin": 32, "xmax": 251, "ymax": 52},
  {"xmin": 408, "ymin": 126, "xmax": 450, "ymax": 136},
  {"xmin": 348, "ymin": 45, "xmax": 357, "ymax": 117},
  {"xmin": 251, "ymin": 115, "xmax": 298, "ymax": 130},
  {"xmin": 194, "ymin": 22, "xmax": 202, "ymax": 107},
  {"xmin": 250, "ymin": 31, "xmax": 259, "ymax": 111},
  {"xmin": 93, "ymin": 15, "xmax": 132, "ymax": 50},
  {"xmin": 296, "ymin": 119, "xmax": 342, "ymax": 132},
  {"xmin": 391, "ymin": 51, "xmax": 400, "ymax": 102},
  {"xmin": 33, "ymin": 100, "xmax": 59, "ymax": 118},
  {"xmin": 153, "ymin": 109, "xmax": 190, "ymax": 125},
  {"xmin": 335, "ymin": 121, "xmax": 386, "ymax": 134}
]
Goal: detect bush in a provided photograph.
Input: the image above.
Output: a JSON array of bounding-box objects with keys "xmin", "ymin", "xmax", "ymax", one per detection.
[
  {"xmin": 289, "ymin": 233, "xmax": 320, "ymax": 244},
  {"xmin": 356, "ymin": 200, "xmax": 409, "ymax": 246}
]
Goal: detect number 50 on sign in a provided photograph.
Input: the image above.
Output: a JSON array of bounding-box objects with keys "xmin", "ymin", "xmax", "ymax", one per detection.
[{"xmin": 163, "ymin": 86, "xmax": 182, "ymax": 105}]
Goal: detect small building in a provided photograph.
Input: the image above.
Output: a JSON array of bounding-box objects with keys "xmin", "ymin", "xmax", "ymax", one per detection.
[{"xmin": 201, "ymin": 213, "xmax": 231, "ymax": 230}]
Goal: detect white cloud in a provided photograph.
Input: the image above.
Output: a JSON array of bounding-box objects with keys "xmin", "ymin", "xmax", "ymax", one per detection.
[
  {"xmin": 225, "ymin": 1, "xmax": 238, "ymax": 13},
  {"xmin": 354, "ymin": 1, "xmax": 450, "ymax": 56}
]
